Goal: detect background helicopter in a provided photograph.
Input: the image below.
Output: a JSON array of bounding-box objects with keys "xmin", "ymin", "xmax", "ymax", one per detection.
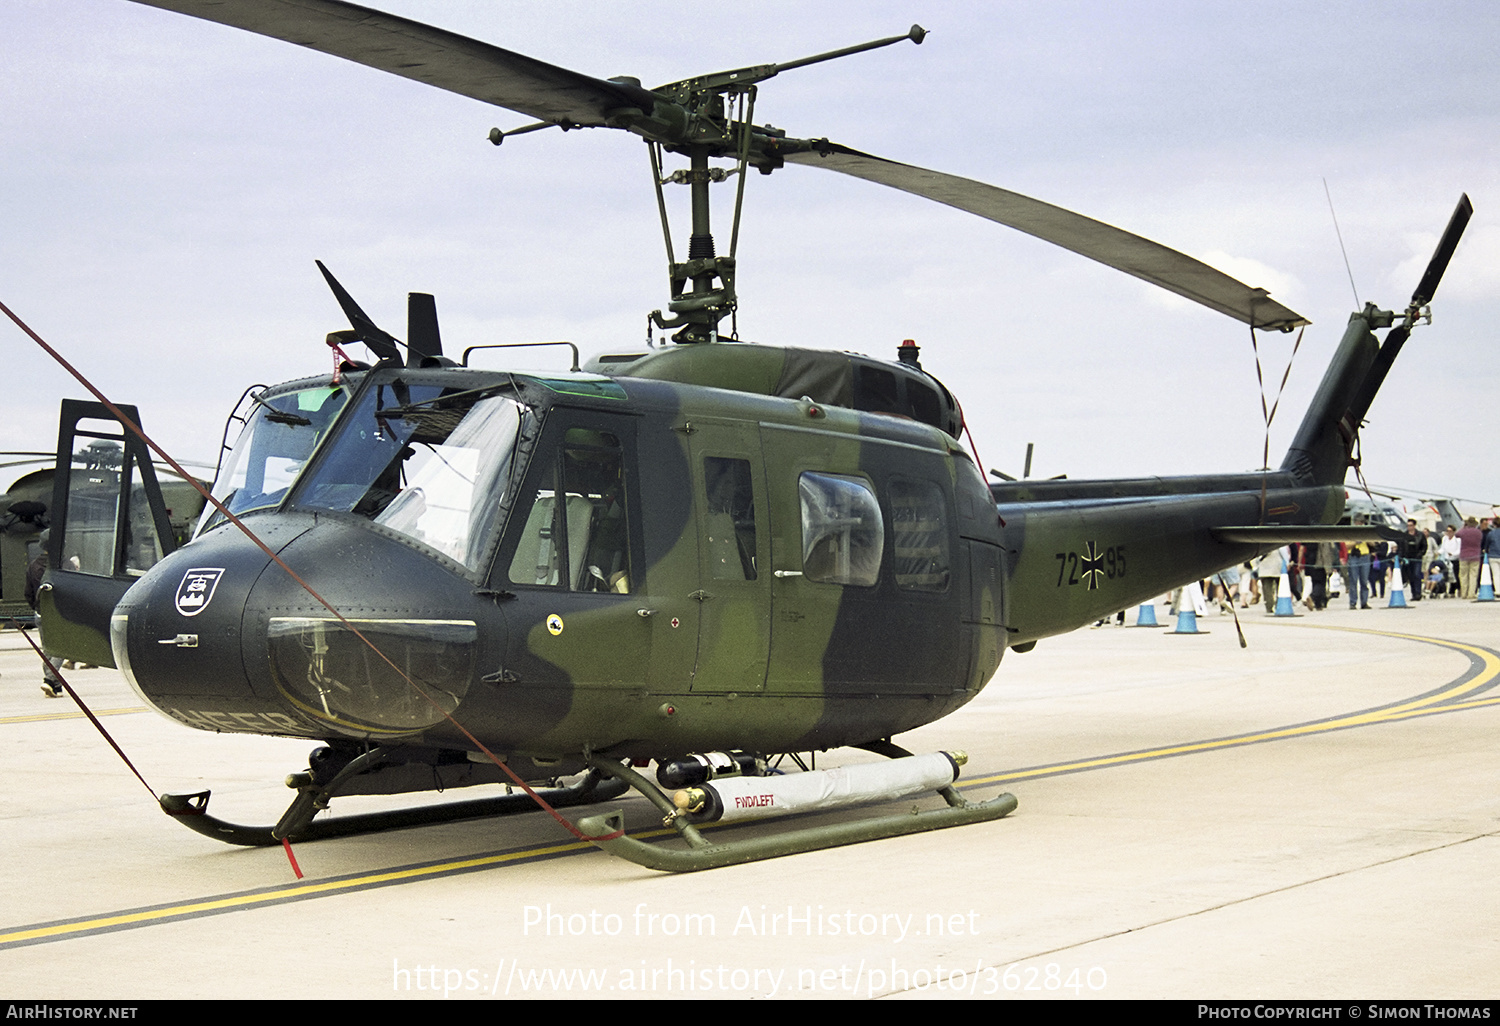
[
  {"xmin": 0, "ymin": 451, "xmax": 208, "ymax": 623},
  {"xmin": 0, "ymin": 0, "xmax": 1488, "ymax": 864}
]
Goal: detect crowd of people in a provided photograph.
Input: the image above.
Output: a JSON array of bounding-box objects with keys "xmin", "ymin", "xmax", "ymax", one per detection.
[{"xmin": 1209, "ymin": 516, "xmax": 1500, "ymax": 612}]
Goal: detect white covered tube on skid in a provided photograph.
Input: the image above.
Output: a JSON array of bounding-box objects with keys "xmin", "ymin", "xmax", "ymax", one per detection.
[{"xmin": 672, "ymin": 751, "xmax": 965, "ymax": 824}]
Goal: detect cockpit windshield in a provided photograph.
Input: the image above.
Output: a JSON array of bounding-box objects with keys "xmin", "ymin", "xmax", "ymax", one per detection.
[
  {"xmin": 291, "ymin": 379, "xmax": 528, "ymax": 572},
  {"xmin": 196, "ymin": 384, "xmax": 348, "ymax": 537}
]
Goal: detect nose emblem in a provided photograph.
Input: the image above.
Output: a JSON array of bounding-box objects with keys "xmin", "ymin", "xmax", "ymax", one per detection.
[{"xmin": 175, "ymin": 568, "xmax": 226, "ymax": 616}]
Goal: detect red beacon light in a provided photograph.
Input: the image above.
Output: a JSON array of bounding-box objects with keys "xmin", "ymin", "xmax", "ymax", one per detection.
[{"xmin": 897, "ymin": 338, "xmax": 922, "ymax": 368}]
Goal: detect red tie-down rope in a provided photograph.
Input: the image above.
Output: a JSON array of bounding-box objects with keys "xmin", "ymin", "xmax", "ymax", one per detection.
[
  {"xmin": 10, "ymin": 621, "xmax": 157, "ymax": 800},
  {"xmin": 1, "ymin": 299, "xmax": 624, "ymax": 877},
  {"xmin": 10, "ymin": 617, "xmax": 317, "ymax": 876}
]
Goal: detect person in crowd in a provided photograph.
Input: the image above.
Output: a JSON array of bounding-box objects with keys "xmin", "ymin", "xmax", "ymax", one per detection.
[
  {"xmin": 1456, "ymin": 517, "xmax": 1483, "ymax": 599},
  {"xmin": 1440, "ymin": 525, "xmax": 1462, "ymax": 597},
  {"xmin": 1347, "ymin": 526, "xmax": 1373, "ymax": 610},
  {"xmin": 24, "ymin": 532, "xmax": 64, "ymax": 697},
  {"xmin": 1211, "ymin": 564, "xmax": 1242, "ymax": 613},
  {"xmin": 1253, "ymin": 546, "xmax": 1287, "ymax": 613},
  {"xmin": 1425, "ymin": 561, "xmax": 1446, "ymax": 598},
  {"xmin": 1307, "ymin": 541, "xmax": 1337, "ymax": 611},
  {"xmin": 1484, "ymin": 517, "xmax": 1500, "ymax": 592},
  {"xmin": 1370, "ymin": 540, "xmax": 1388, "ymax": 600},
  {"xmin": 1400, "ymin": 519, "xmax": 1425, "ymax": 602}
]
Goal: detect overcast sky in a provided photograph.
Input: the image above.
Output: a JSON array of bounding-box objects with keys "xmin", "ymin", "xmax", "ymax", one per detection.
[{"xmin": 4, "ymin": 0, "xmax": 1498, "ymax": 507}]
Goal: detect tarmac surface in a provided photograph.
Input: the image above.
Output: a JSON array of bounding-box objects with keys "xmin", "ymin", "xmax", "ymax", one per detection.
[{"xmin": 1, "ymin": 595, "xmax": 1497, "ymax": 1000}]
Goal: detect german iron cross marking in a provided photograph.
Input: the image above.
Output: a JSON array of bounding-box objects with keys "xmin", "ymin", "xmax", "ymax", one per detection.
[{"xmin": 1080, "ymin": 541, "xmax": 1105, "ymax": 590}]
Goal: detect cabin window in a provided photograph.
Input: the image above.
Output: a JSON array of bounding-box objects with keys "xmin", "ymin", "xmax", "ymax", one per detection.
[
  {"xmin": 798, "ymin": 472, "xmax": 883, "ymax": 587},
  {"xmin": 506, "ymin": 428, "xmax": 631, "ymax": 592},
  {"xmin": 890, "ymin": 478, "xmax": 950, "ymax": 591},
  {"xmin": 905, "ymin": 382, "xmax": 941, "ymax": 427},
  {"xmin": 853, "ymin": 366, "xmax": 901, "ymax": 416},
  {"xmin": 704, "ymin": 457, "xmax": 757, "ymax": 580}
]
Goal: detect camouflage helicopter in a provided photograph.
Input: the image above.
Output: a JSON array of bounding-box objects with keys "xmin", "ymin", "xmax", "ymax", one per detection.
[{"xmin": 27, "ymin": 0, "xmax": 1470, "ymax": 872}]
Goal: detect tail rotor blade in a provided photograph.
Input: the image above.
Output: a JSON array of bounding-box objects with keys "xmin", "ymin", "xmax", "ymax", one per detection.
[{"xmin": 1411, "ymin": 193, "xmax": 1473, "ymax": 309}]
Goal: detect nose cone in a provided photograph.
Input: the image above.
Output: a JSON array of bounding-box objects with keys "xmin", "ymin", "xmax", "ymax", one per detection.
[
  {"xmin": 117, "ymin": 514, "xmax": 488, "ymax": 741},
  {"xmin": 113, "ymin": 515, "xmax": 305, "ymax": 733}
]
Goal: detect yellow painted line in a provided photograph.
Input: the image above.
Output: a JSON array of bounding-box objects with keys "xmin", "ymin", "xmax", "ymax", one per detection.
[
  {"xmin": 2, "ymin": 839, "xmax": 583, "ymax": 946},
  {"xmin": 0, "ymin": 824, "xmax": 681, "ymax": 948},
  {"xmin": 0, "ymin": 706, "xmax": 148, "ymax": 725},
  {"xmin": 1358, "ymin": 692, "xmax": 1500, "ymax": 720},
  {"xmin": 968, "ymin": 624, "xmax": 1500, "ymax": 787}
]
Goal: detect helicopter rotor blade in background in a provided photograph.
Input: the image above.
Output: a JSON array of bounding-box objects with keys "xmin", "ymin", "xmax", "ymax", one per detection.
[
  {"xmin": 784, "ymin": 144, "xmax": 1310, "ymax": 332},
  {"xmin": 126, "ymin": 0, "xmax": 659, "ymax": 127}
]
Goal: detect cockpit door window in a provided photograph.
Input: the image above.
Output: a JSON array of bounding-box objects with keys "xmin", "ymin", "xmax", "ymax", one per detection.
[{"xmin": 505, "ymin": 427, "xmax": 632, "ymax": 593}]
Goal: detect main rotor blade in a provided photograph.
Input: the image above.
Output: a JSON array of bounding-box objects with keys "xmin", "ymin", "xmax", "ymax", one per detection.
[
  {"xmin": 316, "ymin": 260, "xmax": 402, "ymax": 363},
  {"xmin": 0, "ymin": 457, "xmax": 55, "ymax": 472},
  {"xmin": 128, "ymin": 0, "xmax": 659, "ymax": 127},
  {"xmin": 786, "ymin": 144, "xmax": 1309, "ymax": 332}
]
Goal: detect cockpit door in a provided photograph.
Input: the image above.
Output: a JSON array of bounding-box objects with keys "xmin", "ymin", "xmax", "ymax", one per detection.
[
  {"xmin": 491, "ymin": 412, "xmax": 652, "ymax": 710},
  {"xmin": 42, "ymin": 400, "xmax": 177, "ymax": 667}
]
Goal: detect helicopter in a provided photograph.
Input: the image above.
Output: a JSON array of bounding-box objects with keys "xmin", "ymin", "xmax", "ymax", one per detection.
[{"xmin": 20, "ymin": 0, "xmax": 1472, "ymax": 872}]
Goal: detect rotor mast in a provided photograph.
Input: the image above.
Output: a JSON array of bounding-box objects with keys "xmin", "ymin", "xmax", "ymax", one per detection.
[
  {"xmin": 645, "ymin": 26, "xmax": 928, "ymax": 344},
  {"xmin": 649, "ymin": 144, "xmax": 735, "ymax": 344}
]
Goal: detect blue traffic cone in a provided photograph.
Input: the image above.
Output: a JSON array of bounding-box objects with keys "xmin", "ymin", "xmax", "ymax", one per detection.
[
  {"xmin": 1273, "ymin": 567, "xmax": 1300, "ymax": 617},
  {"xmin": 1167, "ymin": 583, "xmax": 1209, "ymax": 634},
  {"xmin": 1387, "ymin": 562, "xmax": 1409, "ymax": 608},
  {"xmin": 1478, "ymin": 557, "xmax": 1495, "ymax": 602},
  {"xmin": 1131, "ymin": 599, "xmax": 1163, "ymax": 627}
]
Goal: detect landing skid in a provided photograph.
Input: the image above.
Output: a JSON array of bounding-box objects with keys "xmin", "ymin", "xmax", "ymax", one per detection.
[
  {"xmin": 573, "ymin": 748, "xmax": 1017, "ymax": 873},
  {"xmin": 159, "ymin": 766, "xmax": 627, "ymax": 848}
]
